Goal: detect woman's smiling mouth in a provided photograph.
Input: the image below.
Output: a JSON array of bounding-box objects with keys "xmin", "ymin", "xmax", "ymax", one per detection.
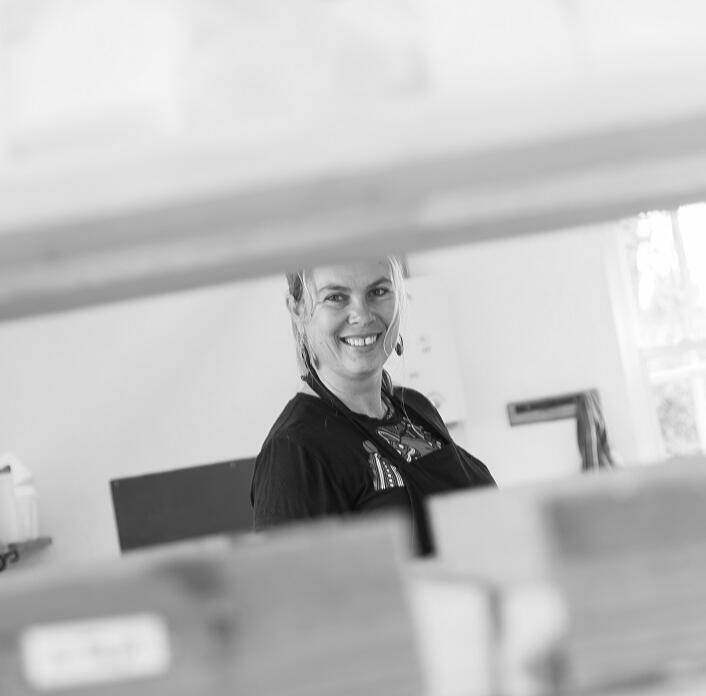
[{"xmin": 340, "ymin": 333, "xmax": 380, "ymax": 347}]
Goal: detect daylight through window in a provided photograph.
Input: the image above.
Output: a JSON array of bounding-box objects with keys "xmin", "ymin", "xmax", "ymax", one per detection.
[{"xmin": 624, "ymin": 203, "xmax": 706, "ymax": 456}]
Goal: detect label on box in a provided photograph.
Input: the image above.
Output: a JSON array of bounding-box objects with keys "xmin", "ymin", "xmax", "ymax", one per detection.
[{"xmin": 20, "ymin": 613, "xmax": 171, "ymax": 691}]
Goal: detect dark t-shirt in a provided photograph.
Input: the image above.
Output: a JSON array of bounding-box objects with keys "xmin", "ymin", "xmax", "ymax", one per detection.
[{"xmin": 251, "ymin": 387, "xmax": 495, "ymax": 554}]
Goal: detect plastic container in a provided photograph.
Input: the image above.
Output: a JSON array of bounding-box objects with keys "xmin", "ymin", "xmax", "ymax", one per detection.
[
  {"xmin": 0, "ymin": 453, "xmax": 39, "ymax": 543},
  {"xmin": 0, "ymin": 465, "xmax": 20, "ymax": 544}
]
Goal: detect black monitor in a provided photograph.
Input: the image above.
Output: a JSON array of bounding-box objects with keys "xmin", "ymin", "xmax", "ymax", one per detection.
[{"xmin": 110, "ymin": 458, "xmax": 255, "ymax": 551}]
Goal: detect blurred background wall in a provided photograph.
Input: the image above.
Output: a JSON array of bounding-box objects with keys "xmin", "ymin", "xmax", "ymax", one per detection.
[{"xmin": 0, "ymin": 219, "xmax": 663, "ymax": 568}]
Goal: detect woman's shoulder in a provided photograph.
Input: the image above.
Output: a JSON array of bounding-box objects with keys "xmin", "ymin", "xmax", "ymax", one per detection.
[{"xmin": 260, "ymin": 392, "xmax": 343, "ymax": 450}]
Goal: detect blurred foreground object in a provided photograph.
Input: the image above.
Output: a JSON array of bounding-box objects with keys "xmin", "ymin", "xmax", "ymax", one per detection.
[
  {"xmin": 6, "ymin": 461, "xmax": 706, "ymax": 694},
  {"xmin": 430, "ymin": 455, "xmax": 706, "ymax": 695},
  {"xmin": 0, "ymin": 515, "xmax": 424, "ymax": 695},
  {"xmin": 3, "ymin": 1, "xmax": 706, "ymax": 318}
]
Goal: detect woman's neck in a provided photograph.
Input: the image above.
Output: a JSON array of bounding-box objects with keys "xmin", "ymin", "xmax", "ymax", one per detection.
[{"xmin": 302, "ymin": 370, "xmax": 386, "ymax": 418}]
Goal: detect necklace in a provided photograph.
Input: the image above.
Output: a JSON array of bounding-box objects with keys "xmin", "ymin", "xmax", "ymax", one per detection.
[{"xmin": 381, "ymin": 394, "xmax": 395, "ymax": 420}]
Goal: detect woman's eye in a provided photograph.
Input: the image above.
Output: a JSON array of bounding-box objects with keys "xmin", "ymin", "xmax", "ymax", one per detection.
[
  {"xmin": 325, "ymin": 294, "xmax": 345, "ymax": 303},
  {"xmin": 370, "ymin": 287, "xmax": 390, "ymax": 298}
]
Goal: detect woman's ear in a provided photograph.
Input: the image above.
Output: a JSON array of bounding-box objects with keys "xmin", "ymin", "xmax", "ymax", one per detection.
[{"xmin": 286, "ymin": 294, "xmax": 304, "ymax": 323}]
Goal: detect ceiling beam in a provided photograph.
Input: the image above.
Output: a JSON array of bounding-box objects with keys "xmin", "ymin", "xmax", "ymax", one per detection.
[{"xmin": 2, "ymin": 112, "xmax": 706, "ymax": 321}]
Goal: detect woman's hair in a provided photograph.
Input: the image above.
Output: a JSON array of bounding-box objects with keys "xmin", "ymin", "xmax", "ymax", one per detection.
[{"xmin": 286, "ymin": 256, "xmax": 407, "ymax": 379}]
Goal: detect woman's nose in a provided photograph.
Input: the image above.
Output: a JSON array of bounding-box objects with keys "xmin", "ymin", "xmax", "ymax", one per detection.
[{"xmin": 347, "ymin": 297, "xmax": 373, "ymax": 324}]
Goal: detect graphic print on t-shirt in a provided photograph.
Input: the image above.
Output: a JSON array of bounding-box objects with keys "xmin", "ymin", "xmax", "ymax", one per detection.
[
  {"xmin": 363, "ymin": 440, "xmax": 404, "ymax": 492},
  {"xmin": 377, "ymin": 416, "xmax": 443, "ymax": 463},
  {"xmin": 363, "ymin": 415, "xmax": 444, "ymax": 491}
]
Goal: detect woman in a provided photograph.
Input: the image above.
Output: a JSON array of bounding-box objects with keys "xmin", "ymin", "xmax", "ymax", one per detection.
[{"xmin": 251, "ymin": 257, "xmax": 495, "ymax": 555}]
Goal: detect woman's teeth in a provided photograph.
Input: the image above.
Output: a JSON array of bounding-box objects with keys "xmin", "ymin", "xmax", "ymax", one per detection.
[{"xmin": 342, "ymin": 335, "xmax": 378, "ymax": 347}]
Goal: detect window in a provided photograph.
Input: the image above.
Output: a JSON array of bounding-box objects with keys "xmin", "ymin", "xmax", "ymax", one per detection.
[{"xmin": 623, "ymin": 203, "xmax": 706, "ymax": 457}]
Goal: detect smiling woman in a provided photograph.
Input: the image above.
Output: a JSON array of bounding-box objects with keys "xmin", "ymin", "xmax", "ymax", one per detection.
[
  {"xmin": 250, "ymin": 257, "xmax": 496, "ymax": 555},
  {"xmin": 289, "ymin": 259, "xmax": 403, "ymax": 405}
]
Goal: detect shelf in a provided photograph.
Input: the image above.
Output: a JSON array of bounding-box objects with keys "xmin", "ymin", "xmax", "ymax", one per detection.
[{"xmin": 0, "ymin": 537, "xmax": 52, "ymax": 572}]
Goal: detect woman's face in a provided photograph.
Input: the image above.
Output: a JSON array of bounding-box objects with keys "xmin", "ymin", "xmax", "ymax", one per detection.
[{"xmin": 300, "ymin": 260, "xmax": 399, "ymax": 385}]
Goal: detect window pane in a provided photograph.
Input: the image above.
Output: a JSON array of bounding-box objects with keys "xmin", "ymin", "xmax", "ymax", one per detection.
[
  {"xmin": 651, "ymin": 378, "xmax": 701, "ymax": 457},
  {"xmin": 677, "ymin": 203, "xmax": 706, "ymax": 341},
  {"xmin": 625, "ymin": 205, "xmax": 706, "ymax": 457},
  {"xmin": 646, "ymin": 349, "xmax": 706, "ymax": 457},
  {"xmin": 628, "ymin": 212, "xmax": 686, "ymax": 347}
]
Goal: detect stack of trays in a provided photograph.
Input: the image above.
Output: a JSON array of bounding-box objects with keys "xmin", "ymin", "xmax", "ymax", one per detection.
[
  {"xmin": 0, "ymin": 515, "xmax": 424, "ymax": 696},
  {"xmin": 545, "ymin": 459, "xmax": 706, "ymax": 693}
]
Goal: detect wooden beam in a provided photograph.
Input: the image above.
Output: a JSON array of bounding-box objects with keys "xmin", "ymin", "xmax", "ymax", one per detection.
[{"xmin": 2, "ymin": 112, "xmax": 706, "ymax": 321}]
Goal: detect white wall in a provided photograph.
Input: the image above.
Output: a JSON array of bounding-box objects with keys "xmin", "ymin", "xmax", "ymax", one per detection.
[
  {"xmin": 0, "ymin": 275, "xmax": 300, "ymax": 571},
  {"xmin": 0, "ymin": 223, "xmax": 652, "ymax": 571},
  {"xmin": 408, "ymin": 223, "xmax": 651, "ymax": 485}
]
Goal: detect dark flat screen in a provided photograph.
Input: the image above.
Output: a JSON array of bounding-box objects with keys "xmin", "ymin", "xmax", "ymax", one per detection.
[{"xmin": 110, "ymin": 458, "xmax": 255, "ymax": 551}]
